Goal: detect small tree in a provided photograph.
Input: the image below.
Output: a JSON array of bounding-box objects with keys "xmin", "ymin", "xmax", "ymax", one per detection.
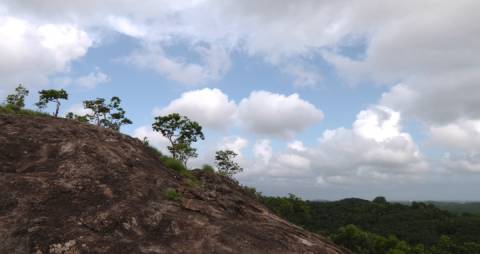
[
  {"xmin": 104, "ymin": 96, "xmax": 132, "ymax": 131},
  {"xmin": 35, "ymin": 89, "xmax": 68, "ymax": 117},
  {"xmin": 152, "ymin": 113, "xmax": 204, "ymax": 166},
  {"xmin": 215, "ymin": 149, "xmax": 243, "ymax": 177},
  {"xmin": 6, "ymin": 84, "xmax": 29, "ymax": 111},
  {"xmin": 83, "ymin": 96, "xmax": 132, "ymax": 130},
  {"xmin": 83, "ymin": 98, "xmax": 109, "ymax": 126}
]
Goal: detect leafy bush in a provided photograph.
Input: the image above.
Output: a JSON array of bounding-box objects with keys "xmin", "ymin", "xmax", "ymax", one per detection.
[
  {"xmin": 201, "ymin": 164, "xmax": 215, "ymax": 173},
  {"xmin": 160, "ymin": 156, "xmax": 187, "ymax": 173},
  {"xmin": 163, "ymin": 188, "xmax": 181, "ymax": 201}
]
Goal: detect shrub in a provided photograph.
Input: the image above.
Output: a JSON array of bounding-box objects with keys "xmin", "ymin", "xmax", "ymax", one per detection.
[
  {"xmin": 202, "ymin": 164, "xmax": 215, "ymax": 173},
  {"xmin": 163, "ymin": 188, "xmax": 181, "ymax": 201},
  {"xmin": 160, "ymin": 156, "xmax": 187, "ymax": 173}
]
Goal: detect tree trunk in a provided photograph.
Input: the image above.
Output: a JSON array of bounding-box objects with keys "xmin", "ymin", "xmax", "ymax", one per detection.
[{"xmin": 54, "ymin": 99, "xmax": 60, "ymax": 117}]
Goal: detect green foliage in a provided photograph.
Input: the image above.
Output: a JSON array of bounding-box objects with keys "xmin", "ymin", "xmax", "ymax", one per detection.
[
  {"xmin": 214, "ymin": 149, "xmax": 242, "ymax": 177},
  {"xmin": 35, "ymin": 89, "xmax": 68, "ymax": 117},
  {"xmin": 5, "ymin": 84, "xmax": 29, "ymax": 111},
  {"xmin": 241, "ymin": 185, "xmax": 262, "ymax": 200},
  {"xmin": 83, "ymin": 96, "xmax": 132, "ymax": 130},
  {"xmin": 0, "ymin": 105, "xmax": 49, "ymax": 117},
  {"xmin": 152, "ymin": 113, "xmax": 204, "ymax": 166},
  {"xmin": 372, "ymin": 196, "xmax": 387, "ymax": 204},
  {"xmin": 201, "ymin": 164, "xmax": 215, "ymax": 173},
  {"xmin": 261, "ymin": 194, "xmax": 312, "ymax": 228},
  {"xmin": 163, "ymin": 188, "xmax": 181, "ymax": 201},
  {"xmin": 160, "ymin": 156, "xmax": 188, "ymax": 173},
  {"xmin": 426, "ymin": 201, "xmax": 480, "ymax": 215},
  {"xmin": 260, "ymin": 195, "xmax": 480, "ymax": 254}
]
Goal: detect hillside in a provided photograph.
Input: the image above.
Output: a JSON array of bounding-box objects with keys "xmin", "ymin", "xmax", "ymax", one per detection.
[{"xmin": 0, "ymin": 114, "xmax": 348, "ymax": 254}]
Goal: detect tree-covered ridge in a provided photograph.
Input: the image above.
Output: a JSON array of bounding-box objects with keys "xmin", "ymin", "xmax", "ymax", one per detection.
[{"xmin": 261, "ymin": 195, "xmax": 480, "ymax": 254}]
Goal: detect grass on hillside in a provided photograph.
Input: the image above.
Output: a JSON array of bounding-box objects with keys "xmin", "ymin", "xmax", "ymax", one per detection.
[{"xmin": 0, "ymin": 105, "xmax": 51, "ymax": 117}]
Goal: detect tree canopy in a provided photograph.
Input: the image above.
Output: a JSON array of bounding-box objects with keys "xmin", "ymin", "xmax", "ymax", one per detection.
[
  {"xmin": 152, "ymin": 113, "xmax": 204, "ymax": 166},
  {"xmin": 35, "ymin": 89, "xmax": 68, "ymax": 117},
  {"xmin": 83, "ymin": 96, "xmax": 132, "ymax": 130},
  {"xmin": 6, "ymin": 84, "xmax": 29, "ymax": 111},
  {"xmin": 215, "ymin": 149, "xmax": 243, "ymax": 177}
]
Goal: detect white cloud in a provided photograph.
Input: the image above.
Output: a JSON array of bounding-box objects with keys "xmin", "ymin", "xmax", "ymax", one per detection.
[
  {"xmin": 253, "ymin": 139, "xmax": 272, "ymax": 164},
  {"xmin": 125, "ymin": 44, "xmax": 230, "ymax": 85},
  {"xmin": 283, "ymin": 64, "xmax": 321, "ymax": 88},
  {"xmin": 240, "ymin": 106, "xmax": 426, "ymax": 185},
  {"xmin": 107, "ymin": 15, "xmax": 146, "ymax": 38},
  {"xmin": 353, "ymin": 106, "xmax": 405, "ymax": 142},
  {"xmin": 311, "ymin": 106, "xmax": 426, "ymax": 184},
  {"xmin": 441, "ymin": 153, "xmax": 480, "ymax": 173},
  {"xmin": 154, "ymin": 88, "xmax": 237, "ymax": 130},
  {"xmin": 0, "ymin": 15, "xmax": 92, "ymax": 91},
  {"xmin": 238, "ymin": 91, "xmax": 323, "ymax": 138},
  {"xmin": 218, "ymin": 136, "xmax": 248, "ymax": 154},
  {"xmin": 287, "ymin": 140, "xmax": 306, "ymax": 152},
  {"xmin": 75, "ymin": 69, "xmax": 110, "ymax": 89},
  {"xmin": 430, "ymin": 119, "xmax": 480, "ymax": 152}
]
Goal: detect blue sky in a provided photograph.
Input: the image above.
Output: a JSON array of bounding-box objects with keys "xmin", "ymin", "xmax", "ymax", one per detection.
[{"xmin": 2, "ymin": 0, "xmax": 480, "ymax": 200}]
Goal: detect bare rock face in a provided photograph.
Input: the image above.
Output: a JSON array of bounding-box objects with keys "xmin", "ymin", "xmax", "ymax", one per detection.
[{"xmin": 0, "ymin": 114, "xmax": 349, "ymax": 254}]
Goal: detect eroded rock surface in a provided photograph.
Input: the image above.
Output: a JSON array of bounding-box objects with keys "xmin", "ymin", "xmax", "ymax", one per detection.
[{"xmin": 0, "ymin": 114, "xmax": 349, "ymax": 254}]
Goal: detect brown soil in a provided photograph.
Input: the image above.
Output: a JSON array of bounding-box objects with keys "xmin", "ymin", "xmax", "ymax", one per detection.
[{"xmin": 0, "ymin": 114, "xmax": 349, "ymax": 254}]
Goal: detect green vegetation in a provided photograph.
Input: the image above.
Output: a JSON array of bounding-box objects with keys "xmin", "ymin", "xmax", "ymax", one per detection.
[
  {"xmin": 425, "ymin": 201, "xmax": 480, "ymax": 215},
  {"xmin": 5, "ymin": 84, "xmax": 29, "ymax": 111},
  {"xmin": 201, "ymin": 164, "xmax": 215, "ymax": 173},
  {"xmin": 261, "ymin": 195, "xmax": 480, "ymax": 253},
  {"xmin": 215, "ymin": 149, "xmax": 243, "ymax": 177},
  {"xmin": 152, "ymin": 113, "xmax": 204, "ymax": 166},
  {"xmin": 0, "ymin": 105, "xmax": 50, "ymax": 117},
  {"xmin": 35, "ymin": 89, "xmax": 68, "ymax": 117},
  {"xmin": 163, "ymin": 188, "xmax": 181, "ymax": 201},
  {"xmin": 160, "ymin": 156, "xmax": 188, "ymax": 172},
  {"xmin": 83, "ymin": 96, "xmax": 132, "ymax": 130}
]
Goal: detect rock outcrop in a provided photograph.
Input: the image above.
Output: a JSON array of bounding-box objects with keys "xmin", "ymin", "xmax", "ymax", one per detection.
[{"xmin": 0, "ymin": 114, "xmax": 349, "ymax": 254}]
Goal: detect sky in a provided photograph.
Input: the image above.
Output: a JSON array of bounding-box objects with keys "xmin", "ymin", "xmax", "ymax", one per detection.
[{"xmin": 1, "ymin": 0, "xmax": 480, "ymax": 201}]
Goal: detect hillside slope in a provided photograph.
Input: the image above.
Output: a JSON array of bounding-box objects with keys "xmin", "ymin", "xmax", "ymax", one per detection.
[{"xmin": 0, "ymin": 114, "xmax": 348, "ymax": 254}]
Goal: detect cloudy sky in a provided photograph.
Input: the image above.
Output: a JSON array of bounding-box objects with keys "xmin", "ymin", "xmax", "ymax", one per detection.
[{"xmin": 2, "ymin": 0, "xmax": 479, "ymax": 201}]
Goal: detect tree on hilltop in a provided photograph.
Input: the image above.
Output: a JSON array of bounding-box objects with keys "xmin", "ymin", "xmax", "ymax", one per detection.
[
  {"xmin": 6, "ymin": 84, "xmax": 29, "ymax": 111},
  {"xmin": 215, "ymin": 149, "xmax": 243, "ymax": 177},
  {"xmin": 152, "ymin": 113, "xmax": 204, "ymax": 166},
  {"xmin": 35, "ymin": 89, "xmax": 68, "ymax": 117},
  {"xmin": 82, "ymin": 96, "xmax": 132, "ymax": 130}
]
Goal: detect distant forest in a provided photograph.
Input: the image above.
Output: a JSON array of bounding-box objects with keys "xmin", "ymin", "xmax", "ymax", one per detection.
[{"xmin": 261, "ymin": 195, "xmax": 480, "ymax": 254}]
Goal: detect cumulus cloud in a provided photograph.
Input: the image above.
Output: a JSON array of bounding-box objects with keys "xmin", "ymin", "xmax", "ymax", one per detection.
[
  {"xmin": 430, "ymin": 119, "xmax": 480, "ymax": 152},
  {"xmin": 218, "ymin": 136, "xmax": 248, "ymax": 154},
  {"xmin": 0, "ymin": 15, "xmax": 92, "ymax": 92},
  {"xmin": 154, "ymin": 88, "xmax": 237, "ymax": 130},
  {"xmin": 240, "ymin": 106, "xmax": 426, "ymax": 186},
  {"xmin": 75, "ymin": 69, "xmax": 110, "ymax": 89},
  {"xmin": 238, "ymin": 91, "xmax": 323, "ymax": 138},
  {"xmin": 312, "ymin": 106, "xmax": 427, "ymax": 183}
]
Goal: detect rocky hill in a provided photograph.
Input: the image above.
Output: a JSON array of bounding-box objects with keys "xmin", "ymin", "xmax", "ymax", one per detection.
[{"xmin": 0, "ymin": 114, "xmax": 349, "ymax": 254}]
